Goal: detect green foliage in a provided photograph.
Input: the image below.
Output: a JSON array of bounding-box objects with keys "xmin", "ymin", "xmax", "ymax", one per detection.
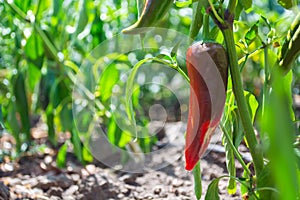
[
  {"xmin": 245, "ymin": 21, "xmax": 259, "ymax": 46},
  {"xmin": 57, "ymin": 142, "xmax": 68, "ymax": 168},
  {"xmin": 1, "ymin": 0, "xmax": 300, "ymax": 199},
  {"xmin": 261, "ymin": 70, "xmax": 300, "ymax": 200},
  {"xmin": 205, "ymin": 177, "xmax": 222, "ymax": 200}
]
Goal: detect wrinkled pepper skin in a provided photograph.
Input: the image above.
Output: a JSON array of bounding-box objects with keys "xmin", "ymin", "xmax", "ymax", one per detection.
[
  {"xmin": 185, "ymin": 42, "xmax": 228, "ymax": 171},
  {"xmin": 122, "ymin": 0, "xmax": 173, "ymax": 34}
]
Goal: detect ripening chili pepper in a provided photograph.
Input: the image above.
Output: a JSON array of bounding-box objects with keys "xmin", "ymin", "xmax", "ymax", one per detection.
[
  {"xmin": 122, "ymin": 0, "xmax": 173, "ymax": 34},
  {"xmin": 185, "ymin": 42, "xmax": 228, "ymax": 171}
]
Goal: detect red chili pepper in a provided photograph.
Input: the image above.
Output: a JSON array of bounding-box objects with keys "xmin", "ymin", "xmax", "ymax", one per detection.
[{"xmin": 185, "ymin": 42, "xmax": 228, "ymax": 171}]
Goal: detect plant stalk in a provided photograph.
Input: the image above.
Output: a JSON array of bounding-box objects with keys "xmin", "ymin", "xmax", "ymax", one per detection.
[
  {"xmin": 221, "ymin": 124, "xmax": 251, "ymax": 175},
  {"xmin": 192, "ymin": 162, "xmax": 202, "ymax": 200},
  {"xmin": 222, "ymin": 28, "xmax": 264, "ymax": 175}
]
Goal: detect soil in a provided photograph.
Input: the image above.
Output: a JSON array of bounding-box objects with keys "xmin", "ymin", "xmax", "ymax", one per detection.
[{"xmin": 0, "ymin": 122, "xmax": 247, "ymax": 200}]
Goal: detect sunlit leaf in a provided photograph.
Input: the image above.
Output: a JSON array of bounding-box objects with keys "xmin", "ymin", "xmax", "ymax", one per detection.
[
  {"xmin": 99, "ymin": 64, "xmax": 120, "ymax": 103},
  {"xmin": 245, "ymin": 21, "xmax": 259, "ymax": 45},
  {"xmin": 244, "ymin": 91, "xmax": 258, "ymax": 123},
  {"xmin": 175, "ymin": 0, "xmax": 193, "ymax": 8},
  {"xmin": 57, "ymin": 143, "xmax": 68, "ymax": 168},
  {"xmin": 25, "ymin": 33, "xmax": 44, "ymax": 61},
  {"xmin": 28, "ymin": 63, "xmax": 41, "ymax": 91},
  {"xmin": 277, "ymin": 0, "xmax": 294, "ymax": 9},
  {"xmin": 82, "ymin": 146, "xmax": 93, "ymax": 163}
]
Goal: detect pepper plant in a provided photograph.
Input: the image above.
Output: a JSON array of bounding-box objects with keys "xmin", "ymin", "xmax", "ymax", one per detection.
[{"xmin": 123, "ymin": 0, "xmax": 300, "ymax": 199}]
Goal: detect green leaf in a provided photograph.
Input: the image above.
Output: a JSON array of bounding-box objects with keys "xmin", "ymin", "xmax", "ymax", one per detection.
[
  {"xmin": 57, "ymin": 142, "xmax": 68, "ymax": 168},
  {"xmin": 7, "ymin": 103, "xmax": 21, "ymax": 151},
  {"xmin": 261, "ymin": 70, "xmax": 300, "ymax": 199},
  {"xmin": 107, "ymin": 117, "xmax": 122, "ymax": 146},
  {"xmin": 239, "ymin": 0, "xmax": 252, "ymax": 11},
  {"xmin": 171, "ymin": 41, "xmax": 181, "ymax": 59},
  {"xmin": 244, "ymin": 91, "xmax": 259, "ymax": 123},
  {"xmin": 277, "ymin": 0, "xmax": 294, "ymax": 9},
  {"xmin": 35, "ymin": 0, "xmax": 51, "ymax": 20},
  {"xmin": 28, "ymin": 63, "xmax": 41, "ymax": 91},
  {"xmin": 82, "ymin": 146, "xmax": 93, "ymax": 163},
  {"xmin": 52, "ymin": 0, "xmax": 63, "ymax": 16},
  {"xmin": 245, "ymin": 21, "xmax": 259, "ymax": 46},
  {"xmin": 232, "ymin": 109, "xmax": 244, "ymax": 147},
  {"xmin": 13, "ymin": 72, "xmax": 31, "ymax": 141},
  {"xmin": 76, "ymin": 0, "xmax": 89, "ymax": 35},
  {"xmin": 46, "ymin": 105, "xmax": 56, "ymax": 146},
  {"xmin": 205, "ymin": 178, "xmax": 221, "ymax": 200},
  {"xmin": 256, "ymin": 163, "xmax": 278, "ymax": 199},
  {"xmin": 235, "ymin": 1, "xmax": 244, "ymax": 20},
  {"xmin": 25, "ymin": 33, "xmax": 44, "ymax": 62},
  {"xmin": 99, "ymin": 64, "xmax": 120, "ymax": 103},
  {"xmin": 71, "ymin": 129, "xmax": 84, "ymax": 164},
  {"xmin": 175, "ymin": 0, "xmax": 193, "ymax": 8},
  {"xmin": 207, "ymin": 26, "xmax": 220, "ymax": 41},
  {"xmin": 240, "ymin": 163, "xmax": 251, "ymax": 195}
]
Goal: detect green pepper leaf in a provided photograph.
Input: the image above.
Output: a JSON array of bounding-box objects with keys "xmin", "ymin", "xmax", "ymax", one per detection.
[
  {"xmin": 245, "ymin": 21, "xmax": 259, "ymax": 46},
  {"xmin": 205, "ymin": 178, "xmax": 221, "ymax": 200},
  {"xmin": 240, "ymin": 0, "xmax": 252, "ymax": 11},
  {"xmin": 244, "ymin": 91, "xmax": 259, "ymax": 123}
]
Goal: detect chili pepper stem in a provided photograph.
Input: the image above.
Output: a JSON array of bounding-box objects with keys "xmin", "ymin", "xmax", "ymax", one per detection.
[
  {"xmin": 192, "ymin": 162, "xmax": 202, "ymax": 200},
  {"xmin": 221, "ymin": 28, "xmax": 264, "ymax": 175}
]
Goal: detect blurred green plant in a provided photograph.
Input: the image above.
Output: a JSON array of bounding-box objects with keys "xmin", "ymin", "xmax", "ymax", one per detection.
[
  {"xmin": 0, "ymin": 0, "xmax": 192, "ymax": 165},
  {"xmin": 1, "ymin": 0, "xmax": 300, "ymax": 199}
]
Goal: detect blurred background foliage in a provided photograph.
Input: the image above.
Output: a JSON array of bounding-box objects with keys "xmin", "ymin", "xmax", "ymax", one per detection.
[{"xmin": 0, "ymin": 0, "xmax": 299, "ymax": 169}]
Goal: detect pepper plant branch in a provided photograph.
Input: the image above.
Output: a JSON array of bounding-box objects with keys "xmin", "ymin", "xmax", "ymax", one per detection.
[
  {"xmin": 227, "ymin": 0, "xmax": 237, "ymax": 14},
  {"xmin": 208, "ymin": 0, "xmax": 224, "ymax": 24},
  {"xmin": 221, "ymin": 124, "xmax": 252, "ymax": 175},
  {"xmin": 222, "ymin": 28, "xmax": 264, "ymax": 175}
]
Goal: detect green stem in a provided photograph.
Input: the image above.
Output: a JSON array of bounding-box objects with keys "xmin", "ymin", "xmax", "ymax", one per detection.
[
  {"xmin": 262, "ymin": 47, "xmax": 270, "ymax": 118},
  {"xmin": 192, "ymin": 162, "xmax": 202, "ymax": 200},
  {"xmin": 203, "ymin": 14, "xmax": 210, "ymax": 39},
  {"xmin": 208, "ymin": 0, "xmax": 224, "ymax": 24},
  {"xmin": 222, "ymin": 28, "xmax": 264, "ymax": 175},
  {"xmin": 189, "ymin": 0, "xmax": 205, "ymax": 44},
  {"xmin": 221, "ymin": 124, "xmax": 252, "ymax": 175},
  {"xmin": 228, "ymin": 0, "xmax": 237, "ymax": 14}
]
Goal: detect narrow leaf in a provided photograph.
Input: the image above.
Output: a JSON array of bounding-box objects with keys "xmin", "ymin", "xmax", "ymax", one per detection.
[{"xmin": 57, "ymin": 143, "xmax": 68, "ymax": 168}]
